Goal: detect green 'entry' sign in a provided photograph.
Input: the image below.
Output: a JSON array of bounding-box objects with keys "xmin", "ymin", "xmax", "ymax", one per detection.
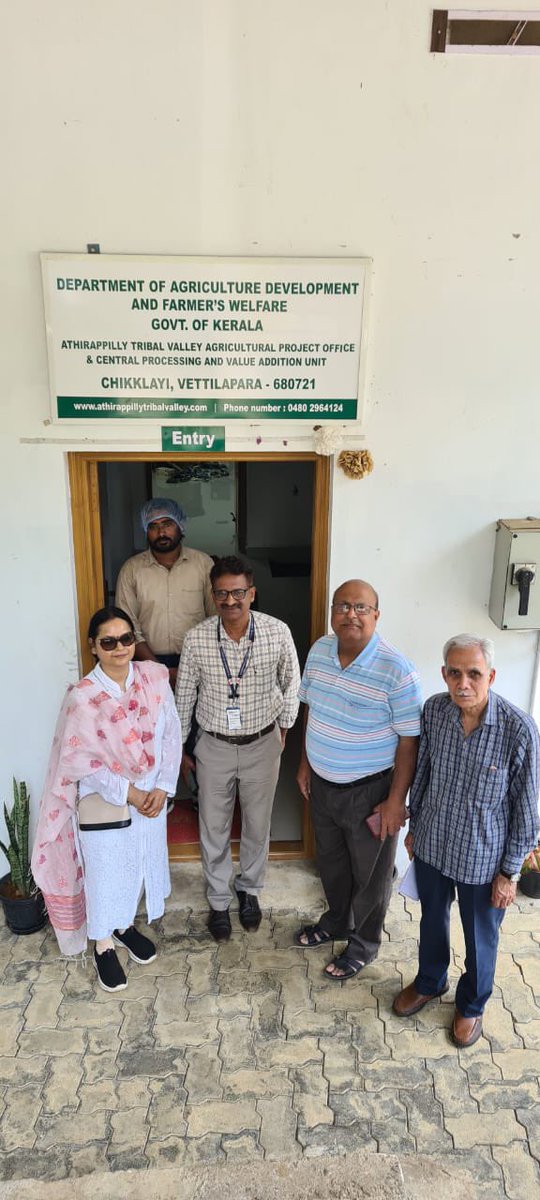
[{"xmin": 161, "ymin": 426, "xmax": 225, "ymax": 452}]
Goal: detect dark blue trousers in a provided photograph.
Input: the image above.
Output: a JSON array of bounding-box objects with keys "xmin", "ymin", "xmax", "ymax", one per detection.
[{"xmin": 414, "ymin": 856, "xmax": 506, "ymax": 1017}]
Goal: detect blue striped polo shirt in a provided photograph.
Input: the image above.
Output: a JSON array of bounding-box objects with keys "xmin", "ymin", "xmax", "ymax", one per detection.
[{"xmin": 299, "ymin": 632, "xmax": 422, "ymax": 783}]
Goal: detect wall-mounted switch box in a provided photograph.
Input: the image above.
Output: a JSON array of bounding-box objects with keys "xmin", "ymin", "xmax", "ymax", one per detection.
[{"xmin": 489, "ymin": 518, "xmax": 540, "ymax": 629}]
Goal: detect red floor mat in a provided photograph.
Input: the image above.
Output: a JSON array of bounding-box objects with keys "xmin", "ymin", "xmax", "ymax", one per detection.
[{"xmin": 167, "ymin": 797, "xmax": 242, "ymax": 846}]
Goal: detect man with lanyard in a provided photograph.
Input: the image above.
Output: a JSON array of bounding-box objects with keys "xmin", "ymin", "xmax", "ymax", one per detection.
[
  {"xmin": 296, "ymin": 579, "xmax": 422, "ymax": 980},
  {"xmin": 394, "ymin": 634, "xmax": 539, "ymax": 1048},
  {"xmin": 116, "ymin": 497, "xmax": 215, "ymax": 691},
  {"xmin": 175, "ymin": 555, "xmax": 301, "ymax": 941}
]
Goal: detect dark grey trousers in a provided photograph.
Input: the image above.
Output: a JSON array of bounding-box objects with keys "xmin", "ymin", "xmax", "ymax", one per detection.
[{"xmin": 310, "ymin": 770, "xmax": 397, "ymax": 963}]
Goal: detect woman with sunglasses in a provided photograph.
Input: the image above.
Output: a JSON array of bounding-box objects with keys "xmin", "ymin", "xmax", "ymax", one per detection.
[{"xmin": 32, "ymin": 606, "xmax": 181, "ymax": 992}]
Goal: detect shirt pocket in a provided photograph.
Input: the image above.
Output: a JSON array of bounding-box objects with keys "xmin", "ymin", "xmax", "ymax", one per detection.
[
  {"xmin": 470, "ymin": 765, "xmax": 509, "ymax": 808},
  {"xmin": 173, "ymin": 588, "xmax": 205, "ymax": 623},
  {"xmin": 252, "ymin": 661, "xmax": 276, "ymax": 696}
]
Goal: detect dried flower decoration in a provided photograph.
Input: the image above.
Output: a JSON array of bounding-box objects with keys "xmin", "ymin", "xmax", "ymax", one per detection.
[
  {"xmin": 313, "ymin": 426, "xmax": 344, "ymax": 456},
  {"xmin": 337, "ymin": 449, "xmax": 374, "ymax": 480}
]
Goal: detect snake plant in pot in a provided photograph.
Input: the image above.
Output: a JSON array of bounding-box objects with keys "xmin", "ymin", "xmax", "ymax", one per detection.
[{"xmin": 0, "ymin": 779, "xmax": 47, "ymax": 933}]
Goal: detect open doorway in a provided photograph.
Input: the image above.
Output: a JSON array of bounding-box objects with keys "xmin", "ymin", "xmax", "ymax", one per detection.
[{"xmin": 68, "ymin": 451, "xmax": 331, "ymax": 860}]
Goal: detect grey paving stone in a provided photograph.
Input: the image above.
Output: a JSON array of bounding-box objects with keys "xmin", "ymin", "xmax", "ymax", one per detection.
[
  {"xmin": 424, "ymin": 1149, "xmax": 507, "ymax": 1198},
  {"xmin": 350, "ymin": 1012, "xmax": 392, "ymax": 1062},
  {"xmin": 221, "ymin": 1131, "xmax": 263, "ymax": 1161},
  {"xmin": 0, "ymin": 1054, "xmax": 48, "ymax": 1087},
  {"xmin": 250, "ymin": 991, "xmax": 284, "ymax": 1039},
  {"xmin": 218, "ymin": 1016, "xmax": 257, "ymax": 1071},
  {"xmin": 107, "ymin": 1151, "xmax": 149, "ymax": 1173},
  {"xmin": 401, "ymin": 1083, "xmax": 453, "ymax": 1152},
  {"xmin": 221, "ymin": 1067, "xmax": 292, "ymax": 1100},
  {"xmin": 257, "ymin": 1095, "xmax": 301, "ymax": 1159},
  {"xmin": 516, "ymin": 1103, "xmax": 540, "ymax": 1157},
  {"xmin": 360, "ymin": 1058, "xmax": 430, "ymax": 1092},
  {"xmin": 319, "ymin": 1035, "xmax": 359, "ymax": 1092},
  {"xmin": 0, "ymin": 1146, "xmax": 71, "ymax": 1182},
  {"xmin": 35, "ymin": 1109, "xmax": 110, "ymax": 1151},
  {"xmin": 184, "ymin": 1043, "xmax": 223, "ymax": 1102},
  {"xmin": 147, "ymin": 1132, "xmax": 225, "ymax": 1167},
  {"xmin": 0, "ymin": 1082, "xmax": 42, "ymax": 1152},
  {"xmin": 42, "ymin": 1053, "xmax": 83, "ymax": 1113},
  {"xmin": 118, "ymin": 996, "xmax": 155, "ymax": 1049},
  {"xmin": 298, "ymin": 1122, "xmax": 377, "ymax": 1157},
  {"xmin": 215, "ymin": 969, "xmax": 279, "ymax": 997},
  {"xmin": 186, "ymin": 1099, "xmax": 259, "ymax": 1138},
  {"xmin": 291, "ymin": 1063, "xmax": 333, "ymax": 1128},
  {"xmin": 116, "ymin": 1046, "xmax": 186, "ymax": 1079},
  {"xmin": 428, "ymin": 1055, "xmax": 478, "ymax": 1116},
  {"xmin": 493, "ymin": 1142, "xmax": 540, "ymax": 1199},
  {"xmin": 373, "ymin": 1121, "xmax": 416, "ymax": 1156},
  {"xmin": 330, "ymin": 1086, "xmax": 406, "ymax": 1130},
  {"xmin": 186, "ymin": 950, "xmax": 219, "ymax": 997},
  {"xmin": 82, "ymin": 1052, "xmax": 119, "ymax": 1084},
  {"xmin": 1, "ymin": 961, "xmax": 39, "ymax": 986},
  {"xmin": 68, "ymin": 1142, "xmax": 110, "ymax": 1178},
  {"xmin": 470, "ymin": 1079, "xmax": 540, "ymax": 1112}
]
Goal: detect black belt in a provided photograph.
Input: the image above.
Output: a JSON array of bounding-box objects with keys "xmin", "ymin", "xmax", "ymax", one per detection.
[
  {"xmin": 323, "ymin": 766, "xmax": 393, "ymax": 791},
  {"xmin": 206, "ymin": 722, "xmax": 275, "ymax": 747}
]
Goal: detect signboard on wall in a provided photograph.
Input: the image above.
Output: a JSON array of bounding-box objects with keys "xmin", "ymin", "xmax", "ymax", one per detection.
[{"xmin": 41, "ymin": 254, "xmax": 370, "ymax": 422}]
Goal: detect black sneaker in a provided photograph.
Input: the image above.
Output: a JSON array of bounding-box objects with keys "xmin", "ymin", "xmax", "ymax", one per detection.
[
  {"xmin": 93, "ymin": 947, "xmax": 128, "ymax": 992},
  {"xmin": 112, "ymin": 925, "xmax": 157, "ymax": 963},
  {"xmin": 236, "ymin": 887, "xmax": 262, "ymax": 931}
]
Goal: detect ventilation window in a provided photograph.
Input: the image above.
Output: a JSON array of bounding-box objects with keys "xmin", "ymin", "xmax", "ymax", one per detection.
[{"xmin": 431, "ymin": 9, "xmax": 540, "ymax": 53}]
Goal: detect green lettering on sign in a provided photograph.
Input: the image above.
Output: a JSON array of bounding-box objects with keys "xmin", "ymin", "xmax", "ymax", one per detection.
[{"xmin": 161, "ymin": 426, "xmax": 225, "ymax": 452}]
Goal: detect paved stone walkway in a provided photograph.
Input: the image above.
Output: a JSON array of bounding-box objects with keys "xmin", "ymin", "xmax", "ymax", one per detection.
[{"xmin": 0, "ymin": 863, "xmax": 539, "ymax": 1198}]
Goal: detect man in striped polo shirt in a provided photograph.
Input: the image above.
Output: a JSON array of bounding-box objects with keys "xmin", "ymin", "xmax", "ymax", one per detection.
[{"xmin": 296, "ymin": 579, "xmax": 422, "ymax": 981}]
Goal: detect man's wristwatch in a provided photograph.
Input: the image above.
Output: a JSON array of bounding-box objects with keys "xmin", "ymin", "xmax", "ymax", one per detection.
[{"xmin": 500, "ymin": 869, "xmax": 521, "ymax": 883}]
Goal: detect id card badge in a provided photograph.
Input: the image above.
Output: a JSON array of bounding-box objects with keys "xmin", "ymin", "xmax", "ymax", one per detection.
[{"xmin": 226, "ymin": 706, "xmax": 243, "ymax": 732}]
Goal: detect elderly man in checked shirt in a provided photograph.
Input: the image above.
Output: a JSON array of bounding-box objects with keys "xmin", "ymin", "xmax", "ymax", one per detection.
[
  {"xmin": 175, "ymin": 554, "xmax": 300, "ymax": 942},
  {"xmin": 394, "ymin": 634, "xmax": 540, "ymax": 1049}
]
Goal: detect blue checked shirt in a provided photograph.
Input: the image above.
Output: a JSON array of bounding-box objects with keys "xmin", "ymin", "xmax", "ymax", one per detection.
[
  {"xmin": 299, "ymin": 632, "xmax": 422, "ymax": 783},
  {"xmin": 409, "ymin": 690, "xmax": 540, "ymax": 884}
]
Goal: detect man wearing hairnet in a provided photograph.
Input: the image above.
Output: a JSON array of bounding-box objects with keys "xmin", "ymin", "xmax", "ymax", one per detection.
[{"xmin": 116, "ymin": 498, "xmax": 215, "ymax": 691}]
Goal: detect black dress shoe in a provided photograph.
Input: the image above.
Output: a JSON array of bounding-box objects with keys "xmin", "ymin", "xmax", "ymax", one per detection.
[
  {"xmin": 208, "ymin": 907, "xmax": 231, "ymax": 942},
  {"xmin": 236, "ymin": 888, "xmax": 262, "ymax": 931}
]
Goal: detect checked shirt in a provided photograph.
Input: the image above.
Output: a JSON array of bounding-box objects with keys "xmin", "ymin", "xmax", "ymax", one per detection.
[
  {"xmin": 409, "ymin": 690, "xmax": 540, "ymax": 883},
  {"xmin": 175, "ymin": 612, "xmax": 301, "ymax": 739}
]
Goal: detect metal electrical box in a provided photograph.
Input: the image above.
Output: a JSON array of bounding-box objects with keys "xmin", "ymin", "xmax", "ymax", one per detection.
[{"xmin": 489, "ymin": 518, "xmax": 540, "ymax": 630}]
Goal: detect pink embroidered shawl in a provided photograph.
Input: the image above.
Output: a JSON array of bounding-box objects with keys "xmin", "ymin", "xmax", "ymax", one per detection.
[{"xmin": 32, "ymin": 661, "xmax": 170, "ymax": 955}]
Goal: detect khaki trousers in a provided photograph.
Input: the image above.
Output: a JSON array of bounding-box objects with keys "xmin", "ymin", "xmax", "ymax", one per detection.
[{"xmin": 194, "ymin": 725, "xmax": 282, "ymax": 910}]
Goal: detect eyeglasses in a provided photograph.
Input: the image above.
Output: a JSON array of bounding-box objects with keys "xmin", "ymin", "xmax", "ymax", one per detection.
[
  {"xmin": 97, "ymin": 632, "xmax": 136, "ymax": 651},
  {"xmin": 332, "ymin": 602, "xmax": 377, "ymax": 615},
  {"xmin": 213, "ymin": 587, "xmax": 251, "ymax": 601}
]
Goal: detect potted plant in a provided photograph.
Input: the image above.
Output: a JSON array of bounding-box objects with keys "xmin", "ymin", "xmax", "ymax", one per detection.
[
  {"xmin": 519, "ymin": 841, "xmax": 540, "ymax": 900},
  {"xmin": 0, "ymin": 779, "xmax": 48, "ymax": 934}
]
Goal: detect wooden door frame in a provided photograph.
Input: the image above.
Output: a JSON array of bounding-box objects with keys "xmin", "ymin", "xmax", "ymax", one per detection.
[{"xmin": 67, "ymin": 450, "xmax": 331, "ymax": 860}]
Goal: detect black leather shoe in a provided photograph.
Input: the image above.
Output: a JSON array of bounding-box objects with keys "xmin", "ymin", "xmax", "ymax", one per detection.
[
  {"xmin": 208, "ymin": 907, "xmax": 231, "ymax": 942},
  {"xmin": 236, "ymin": 888, "xmax": 262, "ymax": 931}
]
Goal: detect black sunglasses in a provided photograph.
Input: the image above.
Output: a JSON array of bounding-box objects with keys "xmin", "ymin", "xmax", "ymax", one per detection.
[{"xmin": 97, "ymin": 632, "xmax": 136, "ymax": 651}]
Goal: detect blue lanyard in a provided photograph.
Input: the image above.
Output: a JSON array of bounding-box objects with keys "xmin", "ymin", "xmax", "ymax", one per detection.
[{"xmin": 217, "ymin": 614, "xmax": 255, "ymax": 701}]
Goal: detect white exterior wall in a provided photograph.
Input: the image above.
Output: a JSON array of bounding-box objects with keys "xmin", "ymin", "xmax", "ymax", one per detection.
[{"xmin": 2, "ymin": 1, "xmax": 540, "ymax": 845}]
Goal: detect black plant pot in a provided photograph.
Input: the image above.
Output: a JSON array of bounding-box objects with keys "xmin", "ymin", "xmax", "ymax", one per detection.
[
  {"xmin": 0, "ymin": 874, "xmax": 48, "ymax": 934},
  {"xmin": 519, "ymin": 871, "xmax": 540, "ymax": 899}
]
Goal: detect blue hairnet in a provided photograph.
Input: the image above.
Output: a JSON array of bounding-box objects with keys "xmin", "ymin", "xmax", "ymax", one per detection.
[{"xmin": 140, "ymin": 498, "xmax": 187, "ymax": 534}]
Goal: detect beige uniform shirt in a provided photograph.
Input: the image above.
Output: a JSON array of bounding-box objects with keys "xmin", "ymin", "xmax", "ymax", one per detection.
[{"xmin": 115, "ymin": 546, "xmax": 215, "ymax": 655}]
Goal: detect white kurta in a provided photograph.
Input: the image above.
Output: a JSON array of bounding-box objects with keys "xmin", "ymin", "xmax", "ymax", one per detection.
[{"xmin": 76, "ymin": 663, "xmax": 181, "ymax": 940}]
